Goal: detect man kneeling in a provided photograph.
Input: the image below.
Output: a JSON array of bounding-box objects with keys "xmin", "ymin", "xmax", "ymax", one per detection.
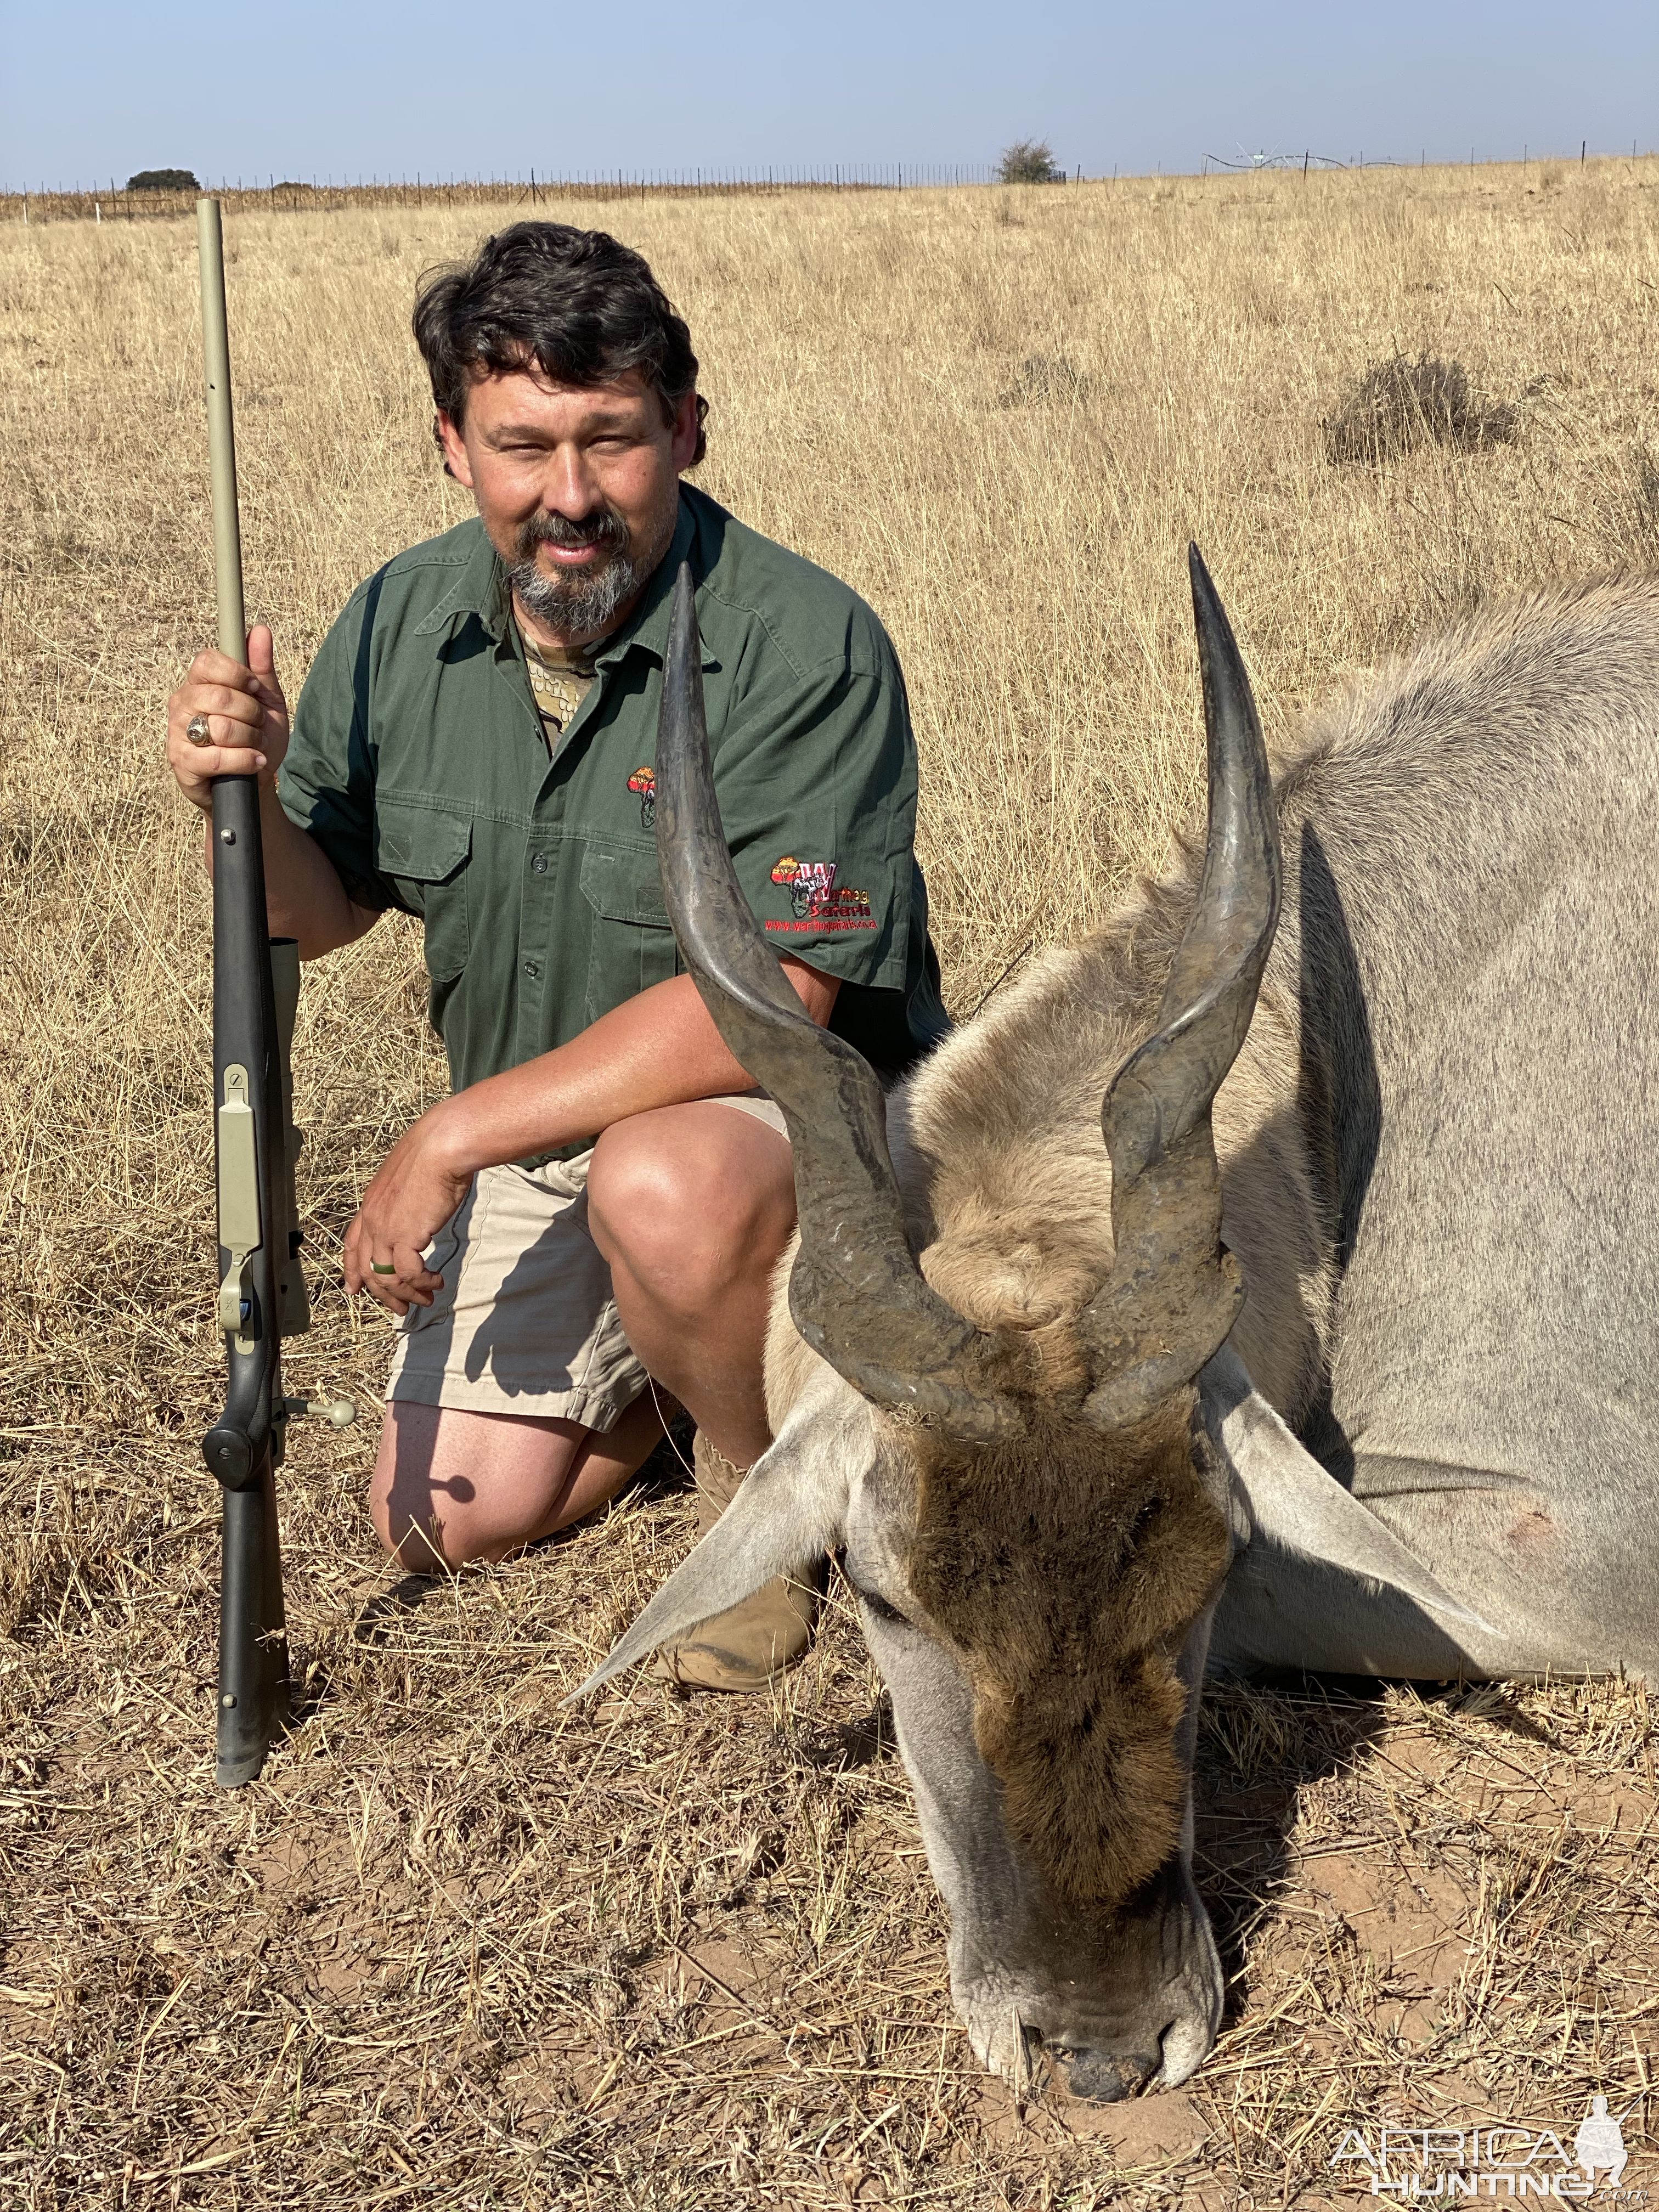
[{"xmin": 165, "ymin": 222, "xmax": 949, "ymax": 1688}]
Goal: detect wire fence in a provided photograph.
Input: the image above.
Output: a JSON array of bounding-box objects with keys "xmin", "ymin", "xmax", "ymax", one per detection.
[
  {"xmin": 0, "ymin": 166, "xmax": 1058, "ymax": 227},
  {"xmin": 2, "ymin": 151, "xmax": 1650, "ymax": 227}
]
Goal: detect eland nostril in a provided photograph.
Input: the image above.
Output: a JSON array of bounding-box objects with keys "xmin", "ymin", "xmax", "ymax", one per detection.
[{"xmin": 1051, "ymin": 2045, "xmax": 1160, "ymax": 2103}]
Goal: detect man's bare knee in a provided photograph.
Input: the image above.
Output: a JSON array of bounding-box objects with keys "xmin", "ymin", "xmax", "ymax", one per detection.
[
  {"xmin": 589, "ymin": 1109, "xmax": 793, "ymax": 1316},
  {"xmin": 586, "ymin": 1121, "xmax": 682, "ymax": 1271},
  {"xmin": 370, "ymin": 1402, "xmax": 588, "ymax": 1571},
  {"xmin": 373, "ymin": 1404, "xmax": 467, "ymax": 1570}
]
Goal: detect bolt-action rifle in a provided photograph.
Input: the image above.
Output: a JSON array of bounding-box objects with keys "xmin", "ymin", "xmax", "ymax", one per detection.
[{"xmin": 194, "ymin": 198, "xmax": 352, "ymax": 1788}]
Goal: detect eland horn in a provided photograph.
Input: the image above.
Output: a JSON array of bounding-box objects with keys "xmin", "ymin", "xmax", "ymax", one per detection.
[
  {"xmin": 1080, "ymin": 545, "xmax": 1283, "ymax": 1430},
  {"xmin": 654, "ymin": 562, "xmax": 1025, "ymax": 1442}
]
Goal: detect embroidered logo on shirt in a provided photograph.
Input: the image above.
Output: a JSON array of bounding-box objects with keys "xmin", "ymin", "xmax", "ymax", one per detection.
[
  {"xmin": 628, "ymin": 766, "xmax": 656, "ymax": 830},
  {"xmin": 767, "ymin": 856, "xmax": 875, "ymax": 933}
]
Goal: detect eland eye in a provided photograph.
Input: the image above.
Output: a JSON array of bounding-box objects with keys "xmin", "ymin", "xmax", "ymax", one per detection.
[{"xmin": 850, "ymin": 1579, "xmax": 913, "ymax": 1630}]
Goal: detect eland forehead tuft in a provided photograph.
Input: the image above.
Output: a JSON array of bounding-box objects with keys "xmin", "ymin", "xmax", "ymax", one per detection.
[{"xmin": 902, "ymin": 1386, "xmax": 1229, "ymax": 1903}]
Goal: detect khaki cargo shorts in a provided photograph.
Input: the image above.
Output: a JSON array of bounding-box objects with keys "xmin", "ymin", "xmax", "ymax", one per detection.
[{"xmin": 386, "ymin": 1095, "xmax": 788, "ymax": 1430}]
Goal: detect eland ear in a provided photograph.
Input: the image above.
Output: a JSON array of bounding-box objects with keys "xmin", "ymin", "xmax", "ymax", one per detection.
[
  {"xmin": 1199, "ymin": 1347, "xmax": 1491, "ymax": 1633},
  {"xmin": 564, "ymin": 1381, "xmax": 865, "ymax": 1702}
]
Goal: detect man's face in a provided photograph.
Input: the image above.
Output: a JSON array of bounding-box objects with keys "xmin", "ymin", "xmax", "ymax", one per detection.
[{"xmin": 437, "ymin": 366, "xmax": 700, "ymax": 646}]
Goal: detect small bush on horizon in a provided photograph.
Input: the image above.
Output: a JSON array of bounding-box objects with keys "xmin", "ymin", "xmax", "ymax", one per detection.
[
  {"xmin": 127, "ymin": 168, "xmax": 199, "ymax": 192},
  {"xmin": 997, "ymin": 139, "xmax": 1063, "ymax": 185}
]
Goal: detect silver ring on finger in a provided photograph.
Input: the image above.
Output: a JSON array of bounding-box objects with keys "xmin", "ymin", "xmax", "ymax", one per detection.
[{"xmin": 186, "ymin": 713, "xmax": 213, "ymax": 748}]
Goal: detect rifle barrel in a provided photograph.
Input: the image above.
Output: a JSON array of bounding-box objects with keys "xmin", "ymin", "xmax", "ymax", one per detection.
[{"xmin": 196, "ymin": 197, "xmax": 246, "ymax": 658}]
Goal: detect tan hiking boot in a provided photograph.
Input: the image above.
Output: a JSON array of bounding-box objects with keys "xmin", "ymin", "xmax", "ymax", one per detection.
[{"xmin": 654, "ymin": 1433, "xmax": 820, "ymax": 1692}]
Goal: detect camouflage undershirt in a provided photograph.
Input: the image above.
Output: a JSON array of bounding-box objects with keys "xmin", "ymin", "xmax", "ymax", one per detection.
[{"xmin": 520, "ymin": 630, "xmax": 596, "ymax": 750}]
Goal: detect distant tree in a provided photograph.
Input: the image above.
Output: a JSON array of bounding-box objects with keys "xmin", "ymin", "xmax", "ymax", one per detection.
[
  {"xmin": 127, "ymin": 168, "xmax": 199, "ymax": 192},
  {"xmin": 997, "ymin": 139, "xmax": 1063, "ymax": 185}
]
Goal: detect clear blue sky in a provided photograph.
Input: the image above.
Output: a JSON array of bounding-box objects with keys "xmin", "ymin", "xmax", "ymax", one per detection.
[{"xmin": 2, "ymin": 0, "xmax": 1654, "ymax": 192}]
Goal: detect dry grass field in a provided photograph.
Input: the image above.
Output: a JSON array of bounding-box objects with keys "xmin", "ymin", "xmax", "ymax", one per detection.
[{"xmin": 3, "ymin": 163, "xmax": 1658, "ymax": 2208}]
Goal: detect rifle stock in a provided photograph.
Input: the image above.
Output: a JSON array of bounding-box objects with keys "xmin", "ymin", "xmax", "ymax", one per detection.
[{"xmin": 195, "ymin": 198, "xmax": 349, "ymax": 1788}]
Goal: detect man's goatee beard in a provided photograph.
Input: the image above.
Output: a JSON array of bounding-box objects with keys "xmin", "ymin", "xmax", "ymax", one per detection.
[
  {"xmin": 508, "ymin": 548, "xmax": 645, "ymax": 639},
  {"xmin": 507, "ymin": 507, "xmax": 650, "ymax": 640}
]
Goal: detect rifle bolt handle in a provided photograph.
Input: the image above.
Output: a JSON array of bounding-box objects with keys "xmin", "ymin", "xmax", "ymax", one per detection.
[{"xmin": 281, "ymin": 1394, "xmax": 357, "ymax": 1429}]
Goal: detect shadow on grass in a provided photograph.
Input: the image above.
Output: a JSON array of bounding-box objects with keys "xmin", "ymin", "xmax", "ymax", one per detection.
[
  {"xmin": 1194, "ymin": 1669, "xmax": 1394, "ymax": 2017},
  {"xmin": 798, "ymin": 1691, "xmax": 896, "ymax": 1774},
  {"xmin": 351, "ymin": 1570, "xmax": 440, "ymax": 1648},
  {"xmin": 1194, "ymin": 1669, "xmax": 1567, "ymax": 2027}
]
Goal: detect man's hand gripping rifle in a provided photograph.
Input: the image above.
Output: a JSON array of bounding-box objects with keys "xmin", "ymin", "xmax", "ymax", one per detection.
[{"xmin": 195, "ymin": 198, "xmax": 353, "ymax": 1788}]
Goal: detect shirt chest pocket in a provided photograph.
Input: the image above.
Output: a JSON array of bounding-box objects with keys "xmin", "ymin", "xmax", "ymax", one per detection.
[
  {"xmin": 579, "ymin": 843, "xmax": 678, "ymax": 1023},
  {"xmin": 375, "ymin": 801, "xmax": 473, "ymax": 982}
]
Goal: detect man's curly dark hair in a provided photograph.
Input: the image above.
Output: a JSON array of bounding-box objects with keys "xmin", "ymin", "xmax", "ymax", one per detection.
[{"xmin": 413, "ymin": 222, "xmax": 708, "ymax": 470}]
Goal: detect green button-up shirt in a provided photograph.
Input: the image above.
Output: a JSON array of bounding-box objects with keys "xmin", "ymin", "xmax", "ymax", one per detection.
[{"xmin": 279, "ymin": 486, "xmax": 950, "ymax": 1151}]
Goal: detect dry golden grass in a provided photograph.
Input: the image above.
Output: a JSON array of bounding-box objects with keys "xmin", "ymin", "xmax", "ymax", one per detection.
[{"xmin": 3, "ymin": 164, "xmax": 1658, "ymax": 2207}]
